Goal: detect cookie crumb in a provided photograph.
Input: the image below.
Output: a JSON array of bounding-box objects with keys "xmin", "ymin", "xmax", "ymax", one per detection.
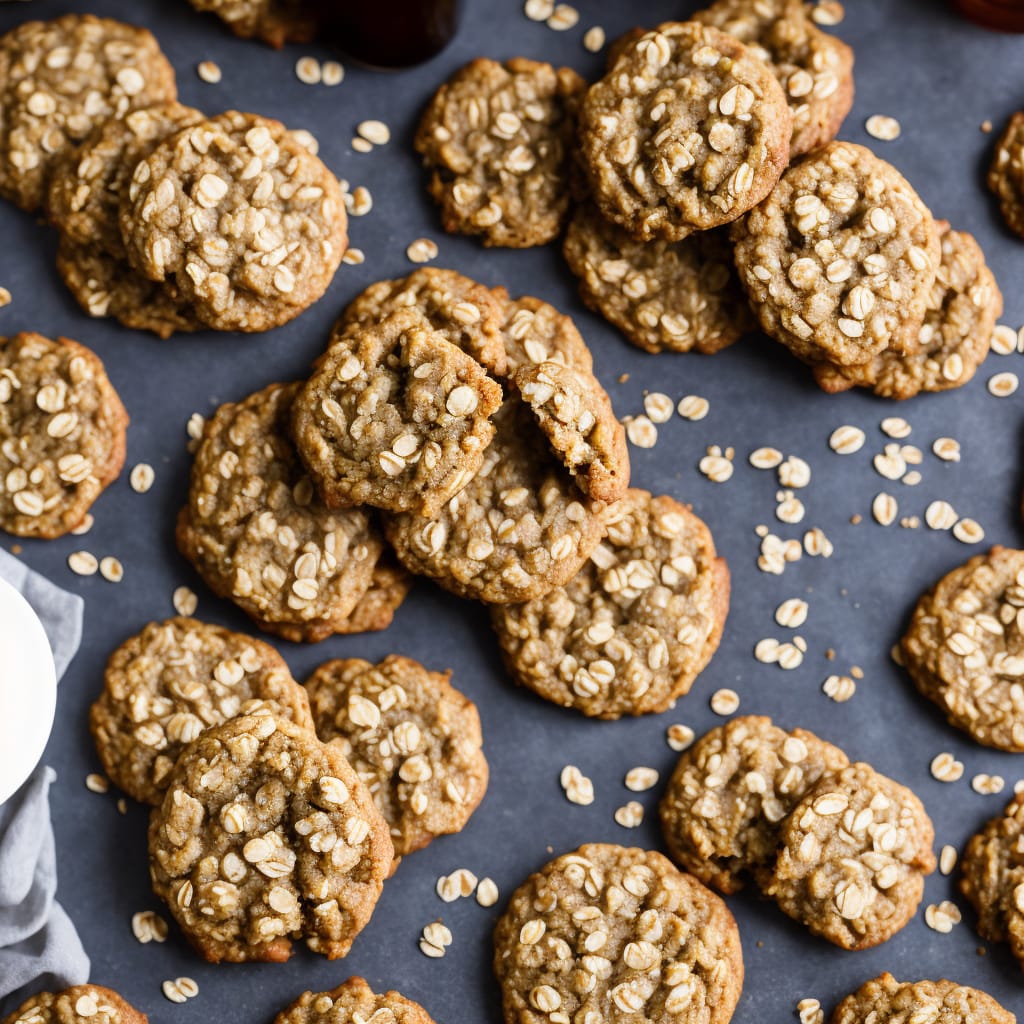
[{"xmin": 981, "ymin": 119, "xmax": 993, "ymax": 133}]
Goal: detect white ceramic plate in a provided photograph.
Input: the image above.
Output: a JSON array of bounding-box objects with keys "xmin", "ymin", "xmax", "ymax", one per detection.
[{"xmin": 0, "ymin": 577, "xmax": 56, "ymax": 805}]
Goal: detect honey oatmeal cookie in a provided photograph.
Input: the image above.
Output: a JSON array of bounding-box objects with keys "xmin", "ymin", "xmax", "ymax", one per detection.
[
  {"xmin": 578, "ymin": 21, "xmax": 792, "ymax": 241},
  {"xmin": 121, "ymin": 111, "xmax": 347, "ymax": 332},
  {"xmin": 273, "ymin": 978, "xmax": 437, "ymax": 1024},
  {"xmin": 304, "ymin": 654, "xmax": 488, "ymax": 859},
  {"xmin": 1, "ymin": 986, "xmax": 148, "ymax": 1024},
  {"xmin": 733, "ymin": 141, "xmax": 941, "ymax": 367},
  {"xmin": 495, "ymin": 292, "xmax": 594, "ymax": 375},
  {"xmin": 989, "ymin": 111, "xmax": 1024, "ymax": 240},
  {"xmin": 830, "ymin": 973, "xmax": 1016, "ymax": 1024},
  {"xmin": 177, "ymin": 382, "xmax": 384, "ymax": 643},
  {"xmin": 493, "ymin": 843, "xmax": 744, "ymax": 1024},
  {"xmin": 90, "ymin": 616, "xmax": 313, "ymax": 806},
  {"xmin": 659, "ymin": 716, "xmax": 848, "ymax": 894},
  {"xmin": 762, "ymin": 761, "xmax": 936, "ymax": 950},
  {"xmin": 187, "ymin": 0, "xmax": 319, "ymax": 47},
  {"xmin": 0, "ymin": 332, "xmax": 127, "ymax": 539},
  {"xmin": 385, "ymin": 397, "xmax": 605, "ymax": 604},
  {"xmin": 414, "ymin": 57, "xmax": 585, "ymax": 248},
  {"xmin": 0, "ymin": 14, "xmax": 177, "ymax": 211},
  {"xmin": 960, "ymin": 792, "xmax": 1024, "ymax": 970},
  {"xmin": 813, "ymin": 222, "xmax": 1001, "ymax": 398},
  {"xmin": 901, "ymin": 546, "xmax": 1024, "ymax": 752},
  {"xmin": 562, "ymin": 202, "xmax": 751, "ymax": 354},
  {"xmin": 693, "ymin": 0, "xmax": 854, "ymax": 157},
  {"xmin": 337, "ymin": 267, "xmax": 508, "ymax": 376},
  {"xmin": 490, "ymin": 489, "xmax": 729, "ymax": 718},
  {"xmin": 291, "ymin": 309, "xmax": 503, "ymax": 517},
  {"xmin": 149, "ymin": 708, "xmax": 393, "ymax": 963}
]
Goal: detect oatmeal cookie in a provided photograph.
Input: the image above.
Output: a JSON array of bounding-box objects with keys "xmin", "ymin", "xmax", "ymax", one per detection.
[
  {"xmin": 562, "ymin": 202, "xmax": 751, "ymax": 354},
  {"xmin": 960, "ymin": 792, "xmax": 1024, "ymax": 970},
  {"xmin": 90, "ymin": 616, "xmax": 313, "ymax": 805},
  {"xmin": 495, "ymin": 292, "xmax": 594, "ymax": 375},
  {"xmin": 989, "ymin": 111, "xmax": 1024, "ymax": 239},
  {"xmin": 304, "ymin": 654, "xmax": 488, "ymax": 858},
  {"xmin": 814, "ymin": 222, "xmax": 1001, "ymax": 398},
  {"xmin": 121, "ymin": 111, "xmax": 347, "ymax": 332},
  {"xmin": 292, "ymin": 309, "xmax": 503, "ymax": 517},
  {"xmin": 149, "ymin": 708, "xmax": 393, "ymax": 963},
  {"xmin": 385, "ymin": 397, "xmax": 605, "ymax": 604},
  {"xmin": 659, "ymin": 716, "xmax": 848, "ymax": 893},
  {"xmin": 273, "ymin": 978, "xmax": 437, "ymax": 1024},
  {"xmin": 0, "ymin": 332, "xmax": 127, "ymax": 539},
  {"xmin": 177, "ymin": 382, "xmax": 383, "ymax": 643},
  {"xmin": 733, "ymin": 141, "xmax": 941, "ymax": 366},
  {"xmin": 1, "ymin": 986, "xmax": 147, "ymax": 1024},
  {"xmin": 830, "ymin": 974, "xmax": 1015, "ymax": 1024},
  {"xmin": 491, "ymin": 489, "xmax": 729, "ymax": 718},
  {"xmin": 901, "ymin": 546, "xmax": 1024, "ymax": 752},
  {"xmin": 513, "ymin": 360, "xmax": 629, "ymax": 502},
  {"xmin": 337, "ymin": 267, "xmax": 508, "ymax": 376},
  {"xmin": 493, "ymin": 844, "xmax": 744, "ymax": 1024},
  {"xmin": 578, "ymin": 21, "xmax": 792, "ymax": 241},
  {"xmin": 693, "ymin": 0, "xmax": 854, "ymax": 157},
  {"xmin": 414, "ymin": 57, "xmax": 586, "ymax": 248},
  {"xmin": 0, "ymin": 14, "xmax": 177, "ymax": 211},
  {"xmin": 762, "ymin": 762, "xmax": 936, "ymax": 950},
  {"xmin": 187, "ymin": 0, "xmax": 319, "ymax": 47},
  {"xmin": 332, "ymin": 557, "xmax": 412, "ymax": 637}
]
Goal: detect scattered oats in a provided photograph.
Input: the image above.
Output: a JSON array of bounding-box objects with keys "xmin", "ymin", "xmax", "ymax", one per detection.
[
  {"xmin": 953, "ymin": 518, "xmax": 985, "ymax": 544},
  {"xmin": 872, "ymin": 492, "xmax": 898, "ymax": 526},
  {"xmin": 828, "ymin": 425, "xmax": 864, "ymax": 454},
  {"xmin": 643, "ymin": 392, "xmax": 674, "ymax": 424},
  {"xmin": 131, "ymin": 910, "xmax": 168, "ymax": 944},
  {"xmin": 583, "ymin": 25, "xmax": 606, "ymax": 52},
  {"xmin": 437, "ymin": 869, "xmax": 478, "ymax": 902},
  {"xmin": 925, "ymin": 900, "xmax": 962, "ymax": 934},
  {"xmin": 900, "ymin": 444, "xmax": 923, "ymax": 465},
  {"xmin": 850, "ymin": 514, "xmax": 862, "ymax": 525},
  {"xmin": 778, "ymin": 455, "xmax": 811, "ymax": 488},
  {"xmin": 342, "ymin": 248, "xmax": 366, "ymax": 265},
  {"xmin": 902, "ymin": 470, "xmax": 922, "ymax": 486},
  {"xmin": 524, "ymin": 0, "xmax": 554, "ymax": 20},
  {"xmin": 803, "ymin": 527, "xmax": 833, "ymax": 557},
  {"xmin": 811, "ymin": 0, "xmax": 845, "ymax": 25},
  {"xmin": 991, "ymin": 325, "xmax": 1017, "ymax": 355},
  {"xmin": 352, "ymin": 137, "xmax": 373, "ymax": 154},
  {"xmin": 406, "ymin": 237, "xmax": 439, "ymax": 264},
  {"xmin": 162, "ymin": 978, "xmax": 198, "ymax": 1004},
  {"xmin": 932, "ymin": 437, "xmax": 961, "ymax": 462},
  {"xmin": 777, "ymin": 641, "xmax": 805, "ymax": 670},
  {"xmin": 322, "ymin": 60, "xmax": 344, "ymax": 86},
  {"xmin": 85, "ymin": 773, "xmax": 108, "ymax": 794},
  {"xmin": 349, "ymin": 186, "xmax": 373, "ymax": 216},
  {"xmin": 625, "ymin": 415, "xmax": 657, "ymax": 449},
  {"xmin": 99, "ymin": 556, "xmax": 124, "ymax": 583},
  {"xmin": 117, "ymin": 798, "xmax": 127, "ymax": 814},
  {"xmin": 755, "ymin": 637, "xmax": 781, "ymax": 663},
  {"xmin": 865, "ymin": 114, "xmax": 901, "ymax": 141},
  {"xmin": 295, "ymin": 56, "xmax": 321, "ymax": 85},
  {"xmin": 547, "ymin": 3, "xmax": 579, "ymax": 30},
  {"xmin": 939, "ymin": 845, "xmax": 958, "ymax": 876},
  {"xmin": 625, "ymin": 767, "xmax": 659, "ymax": 792},
  {"xmin": 873, "ymin": 444, "xmax": 906, "ymax": 480},
  {"xmin": 666, "ymin": 724, "xmax": 695, "ymax": 751},
  {"xmin": 614, "ymin": 801, "xmax": 644, "ymax": 828},
  {"xmin": 749, "ymin": 446, "xmax": 783, "ymax": 469},
  {"xmin": 130, "ymin": 463, "xmax": 155, "ymax": 494},
  {"xmin": 196, "ymin": 60, "xmax": 221, "ymax": 84},
  {"xmin": 71, "ymin": 514, "xmax": 94, "ymax": 536},
  {"xmin": 925, "ymin": 500, "xmax": 957, "ymax": 531},
  {"xmin": 881, "ymin": 417, "xmax": 911, "ymax": 439},
  {"xmin": 186, "ymin": 412, "xmax": 205, "ymax": 442},
  {"xmin": 357, "ymin": 120, "xmax": 390, "ymax": 146},
  {"xmin": 823, "ymin": 674, "xmax": 855, "ymax": 702},
  {"xmin": 476, "ymin": 877, "xmax": 499, "ymax": 907},
  {"xmin": 900, "ymin": 515, "xmax": 920, "ymax": 529},
  {"xmin": 988, "ymin": 371, "xmax": 1019, "ymax": 397},
  {"xmin": 172, "ymin": 585, "xmax": 198, "ymax": 617},
  {"xmin": 560, "ymin": 765, "xmax": 594, "ymax": 806},
  {"xmin": 0, "ymin": 287, "xmax": 11, "ymax": 308},
  {"xmin": 677, "ymin": 395, "xmax": 709, "ymax": 421},
  {"xmin": 775, "ymin": 598, "xmax": 808, "ymax": 629},
  {"xmin": 981, "ymin": 119, "xmax": 993, "ymax": 133},
  {"xmin": 68, "ymin": 551, "xmax": 98, "ymax": 576},
  {"xmin": 972, "ymin": 773, "xmax": 1005, "ymax": 795},
  {"xmin": 700, "ymin": 447, "xmax": 734, "ymax": 483},
  {"xmin": 797, "ymin": 998, "xmax": 824, "ymax": 1024},
  {"xmin": 931, "ymin": 752, "xmax": 964, "ymax": 783},
  {"xmin": 419, "ymin": 922, "xmax": 453, "ymax": 958},
  {"xmin": 891, "ymin": 643, "xmax": 905, "ymax": 667},
  {"xmin": 710, "ymin": 688, "xmax": 740, "ymax": 715},
  {"xmin": 850, "ymin": 665, "xmax": 863, "ymax": 680},
  {"xmin": 776, "ymin": 491, "xmax": 805, "ymax": 524}
]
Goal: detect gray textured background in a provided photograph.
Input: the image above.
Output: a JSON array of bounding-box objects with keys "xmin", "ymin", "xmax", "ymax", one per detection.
[{"xmin": 1, "ymin": 0, "xmax": 1023, "ymax": 1019}]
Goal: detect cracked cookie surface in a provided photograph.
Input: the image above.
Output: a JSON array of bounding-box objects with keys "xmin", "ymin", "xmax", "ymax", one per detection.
[
  {"xmin": 2, "ymin": 986, "xmax": 148, "ymax": 1024},
  {"xmin": 496, "ymin": 291, "xmax": 594, "ymax": 375},
  {"xmin": 989, "ymin": 111, "xmax": 1024, "ymax": 240},
  {"xmin": 830, "ymin": 974, "xmax": 1015, "ymax": 1024},
  {"xmin": 273, "ymin": 978, "xmax": 437, "ymax": 1024}
]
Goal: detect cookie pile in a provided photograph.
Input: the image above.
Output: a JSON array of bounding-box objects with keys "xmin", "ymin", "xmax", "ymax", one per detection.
[{"xmin": 659, "ymin": 716, "xmax": 936, "ymax": 949}]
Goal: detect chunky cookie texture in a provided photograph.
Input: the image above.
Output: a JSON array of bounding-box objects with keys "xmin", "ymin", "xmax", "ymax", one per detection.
[
  {"xmin": 0, "ymin": 332, "xmax": 127, "ymax": 539},
  {"xmin": 814, "ymin": 222, "xmax": 1001, "ymax": 398},
  {"xmin": 659, "ymin": 716, "xmax": 848, "ymax": 894},
  {"xmin": 415, "ymin": 57, "xmax": 585, "ymax": 248},
  {"xmin": 901, "ymin": 546, "xmax": 1024, "ymax": 752},
  {"xmin": 579, "ymin": 20, "xmax": 792, "ymax": 241},
  {"xmin": 122, "ymin": 111, "xmax": 347, "ymax": 332},
  {"xmin": 733, "ymin": 141, "xmax": 940, "ymax": 367},
  {"xmin": 989, "ymin": 111, "xmax": 1024, "ymax": 240},
  {"xmin": 292, "ymin": 309, "xmax": 503, "ymax": 517},
  {"xmin": 273, "ymin": 978, "xmax": 438, "ymax": 1024},
  {"xmin": 91, "ymin": 616, "xmax": 313, "ymax": 805},
  {"xmin": 177, "ymin": 382, "xmax": 385, "ymax": 643},
  {"xmin": 491, "ymin": 490, "xmax": 728, "ymax": 718},
  {"xmin": 830, "ymin": 974, "xmax": 1015, "ymax": 1024},
  {"xmin": 493, "ymin": 844, "xmax": 744, "ymax": 1024},
  {"xmin": 762, "ymin": 762, "xmax": 936, "ymax": 950},
  {"xmin": 0, "ymin": 14, "xmax": 177, "ymax": 211},
  {"xmin": 305, "ymin": 655, "xmax": 488, "ymax": 859},
  {"xmin": 187, "ymin": 0, "xmax": 319, "ymax": 47},
  {"xmin": 1, "ymin": 986, "xmax": 148, "ymax": 1024},
  {"xmin": 495, "ymin": 291, "xmax": 594, "ymax": 375},
  {"xmin": 149, "ymin": 709, "xmax": 393, "ymax": 963}
]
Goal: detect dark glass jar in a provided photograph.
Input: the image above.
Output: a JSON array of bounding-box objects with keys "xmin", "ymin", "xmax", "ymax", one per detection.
[
  {"xmin": 953, "ymin": 0, "xmax": 1024, "ymax": 31},
  {"xmin": 321, "ymin": 0, "xmax": 463, "ymax": 68}
]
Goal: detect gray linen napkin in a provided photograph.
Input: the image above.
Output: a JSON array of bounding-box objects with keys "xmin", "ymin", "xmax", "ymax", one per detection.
[{"xmin": 0, "ymin": 549, "xmax": 89, "ymax": 1013}]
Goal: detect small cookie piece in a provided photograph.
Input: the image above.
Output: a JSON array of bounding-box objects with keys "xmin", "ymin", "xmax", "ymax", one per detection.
[
  {"xmin": 491, "ymin": 489, "xmax": 729, "ymax": 718},
  {"xmin": 762, "ymin": 762, "xmax": 936, "ymax": 950},
  {"xmin": 495, "ymin": 291, "xmax": 594, "ymax": 375},
  {"xmin": 733, "ymin": 141, "xmax": 941, "ymax": 366},
  {"xmin": 385, "ymin": 397, "xmax": 605, "ymax": 604},
  {"xmin": 90, "ymin": 616, "xmax": 314, "ymax": 805},
  {"xmin": 177, "ymin": 382, "xmax": 384, "ymax": 643},
  {"xmin": 337, "ymin": 267, "xmax": 508, "ymax": 376},
  {"xmin": 0, "ymin": 14, "xmax": 177, "ymax": 211},
  {"xmin": 578, "ymin": 21, "xmax": 792, "ymax": 241},
  {"xmin": 187, "ymin": 0, "xmax": 319, "ymax": 47},
  {"xmin": 493, "ymin": 844, "xmax": 744, "ymax": 1024},
  {"xmin": 1, "ymin": 986, "xmax": 148, "ymax": 1024},
  {"xmin": 291, "ymin": 309, "xmax": 503, "ymax": 517},
  {"xmin": 331, "ymin": 557, "xmax": 412, "ymax": 637},
  {"xmin": 563, "ymin": 202, "xmax": 751, "ymax": 354},
  {"xmin": 149, "ymin": 709, "xmax": 393, "ymax": 962},
  {"xmin": 121, "ymin": 111, "xmax": 347, "ymax": 332},
  {"xmin": 693, "ymin": 0, "xmax": 855, "ymax": 157},
  {"xmin": 305, "ymin": 654, "xmax": 488, "ymax": 858},
  {"xmin": 513, "ymin": 360, "xmax": 629, "ymax": 502},
  {"xmin": 901, "ymin": 546, "xmax": 1024, "ymax": 752},
  {"xmin": 0, "ymin": 332, "xmax": 127, "ymax": 539},
  {"xmin": 813, "ymin": 222, "xmax": 1001, "ymax": 398},
  {"xmin": 414, "ymin": 57, "xmax": 586, "ymax": 247},
  {"xmin": 659, "ymin": 716, "xmax": 849, "ymax": 893},
  {"xmin": 830, "ymin": 974, "xmax": 1016, "ymax": 1024},
  {"xmin": 960, "ymin": 792, "xmax": 1024, "ymax": 970},
  {"xmin": 989, "ymin": 111, "xmax": 1024, "ymax": 239},
  {"xmin": 273, "ymin": 978, "xmax": 437, "ymax": 1024}
]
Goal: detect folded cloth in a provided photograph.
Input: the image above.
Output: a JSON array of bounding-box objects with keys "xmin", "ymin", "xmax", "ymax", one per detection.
[{"xmin": 0, "ymin": 550, "xmax": 89, "ymax": 1014}]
